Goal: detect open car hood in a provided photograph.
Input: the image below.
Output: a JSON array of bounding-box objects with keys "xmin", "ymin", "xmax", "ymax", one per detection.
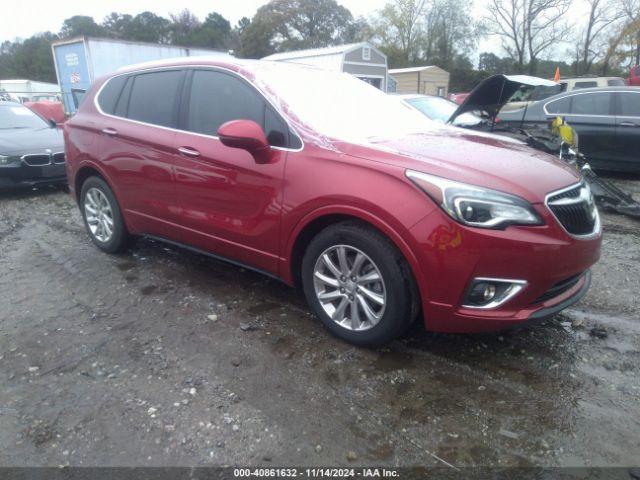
[{"xmin": 447, "ymin": 74, "xmax": 557, "ymax": 125}]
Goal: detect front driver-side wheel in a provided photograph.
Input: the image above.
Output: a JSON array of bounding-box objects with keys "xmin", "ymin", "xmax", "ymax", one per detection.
[
  {"xmin": 80, "ymin": 176, "xmax": 131, "ymax": 253},
  {"xmin": 301, "ymin": 221, "xmax": 418, "ymax": 347}
]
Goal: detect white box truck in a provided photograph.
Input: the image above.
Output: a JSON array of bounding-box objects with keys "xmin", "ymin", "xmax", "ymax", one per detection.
[{"xmin": 51, "ymin": 37, "xmax": 228, "ymax": 114}]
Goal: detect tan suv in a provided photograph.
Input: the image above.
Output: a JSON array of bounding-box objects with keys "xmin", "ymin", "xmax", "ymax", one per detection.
[{"xmin": 559, "ymin": 76, "xmax": 626, "ymax": 91}]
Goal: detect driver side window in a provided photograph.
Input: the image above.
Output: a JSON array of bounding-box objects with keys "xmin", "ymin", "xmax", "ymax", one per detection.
[{"xmin": 185, "ymin": 69, "xmax": 290, "ymax": 148}]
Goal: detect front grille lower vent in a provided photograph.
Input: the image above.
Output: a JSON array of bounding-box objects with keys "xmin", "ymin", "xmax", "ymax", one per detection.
[
  {"xmin": 532, "ymin": 272, "xmax": 583, "ymax": 304},
  {"xmin": 546, "ymin": 183, "xmax": 598, "ymax": 236},
  {"xmin": 22, "ymin": 154, "xmax": 50, "ymax": 166}
]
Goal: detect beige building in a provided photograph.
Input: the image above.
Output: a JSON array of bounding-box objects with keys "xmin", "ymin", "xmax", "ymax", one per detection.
[{"xmin": 388, "ymin": 66, "xmax": 450, "ymax": 96}]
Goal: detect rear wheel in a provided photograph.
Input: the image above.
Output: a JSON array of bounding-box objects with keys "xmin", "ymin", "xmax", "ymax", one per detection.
[
  {"xmin": 301, "ymin": 221, "xmax": 418, "ymax": 347},
  {"xmin": 80, "ymin": 176, "xmax": 131, "ymax": 253}
]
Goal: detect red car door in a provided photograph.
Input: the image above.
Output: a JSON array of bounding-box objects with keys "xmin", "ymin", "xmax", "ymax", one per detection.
[
  {"xmin": 171, "ymin": 69, "xmax": 293, "ymax": 275},
  {"xmin": 97, "ymin": 69, "xmax": 185, "ymax": 239}
]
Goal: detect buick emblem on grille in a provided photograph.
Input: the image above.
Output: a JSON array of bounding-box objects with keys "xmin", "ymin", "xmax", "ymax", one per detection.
[{"xmin": 546, "ymin": 183, "xmax": 599, "ymax": 237}]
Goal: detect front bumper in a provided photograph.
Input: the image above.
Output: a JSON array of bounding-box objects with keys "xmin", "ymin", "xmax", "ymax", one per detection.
[
  {"xmin": 0, "ymin": 162, "xmax": 67, "ymax": 189},
  {"xmin": 409, "ymin": 207, "xmax": 601, "ymax": 333}
]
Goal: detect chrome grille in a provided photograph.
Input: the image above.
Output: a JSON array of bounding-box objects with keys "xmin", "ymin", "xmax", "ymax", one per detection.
[
  {"xmin": 52, "ymin": 152, "xmax": 65, "ymax": 164},
  {"xmin": 22, "ymin": 154, "xmax": 51, "ymax": 166},
  {"xmin": 546, "ymin": 182, "xmax": 599, "ymax": 237}
]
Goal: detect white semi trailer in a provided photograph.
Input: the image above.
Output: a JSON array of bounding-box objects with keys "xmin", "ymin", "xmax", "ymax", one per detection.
[{"xmin": 52, "ymin": 36, "xmax": 228, "ymax": 114}]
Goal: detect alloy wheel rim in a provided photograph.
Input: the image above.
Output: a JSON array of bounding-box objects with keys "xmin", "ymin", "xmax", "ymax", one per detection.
[
  {"xmin": 84, "ymin": 187, "xmax": 114, "ymax": 243},
  {"xmin": 313, "ymin": 245, "xmax": 387, "ymax": 332}
]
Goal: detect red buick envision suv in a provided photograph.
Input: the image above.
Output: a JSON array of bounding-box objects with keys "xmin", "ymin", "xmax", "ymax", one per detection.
[{"xmin": 64, "ymin": 58, "xmax": 601, "ymax": 346}]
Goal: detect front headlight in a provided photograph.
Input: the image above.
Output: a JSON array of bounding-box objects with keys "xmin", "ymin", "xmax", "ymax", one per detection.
[
  {"xmin": 0, "ymin": 155, "xmax": 20, "ymax": 166},
  {"xmin": 406, "ymin": 170, "xmax": 543, "ymax": 229}
]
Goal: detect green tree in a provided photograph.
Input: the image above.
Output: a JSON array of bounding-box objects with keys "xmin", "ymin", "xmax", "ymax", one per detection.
[
  {"xmin": 190, "ymin": 12, "xmax": 232, "ymax": 49},
  {"xmin": 60, "ymin": 15, "xmax": 105, "ymax": 38},
  {"xmin": 421, "ymin": 0, "xmax": 479, "ymax": 71},
  {"xmin": 125, "ymin": 12, "xmax": 171, "ymax": 43},
  {"xmin": 370, "ymin": 0, "xmax": 428, "ymax": 66},
  {"xmin": 169, "ymin": 9, "xmax": 201, "ymax": 46},
  {"xmin": 102, "ymin": 12, "xmax": 133, "ymax": 39},
  {"xmin": 238, "ymin": 0, "xmax": 357, "ymax": 58},
  {"xmin": 0, "ymin": 33, "xmax": 58, "ymax": 83}
]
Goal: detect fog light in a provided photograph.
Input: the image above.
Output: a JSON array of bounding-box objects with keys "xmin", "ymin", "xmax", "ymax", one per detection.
[
  {"xmin": 483, "ymin": 284, "xmax": 496, "ymax": 301},
  {"xmin": 463, "ymin": 278, "xmax": 527, "ymax": 309}
]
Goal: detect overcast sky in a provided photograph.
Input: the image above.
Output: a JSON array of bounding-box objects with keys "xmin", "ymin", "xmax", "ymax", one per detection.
[{"xmin": 2, "ymin": 0, "xmax": 583, "ymax": 62}]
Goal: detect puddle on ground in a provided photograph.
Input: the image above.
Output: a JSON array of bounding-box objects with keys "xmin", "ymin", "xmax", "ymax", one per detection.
[{"xmin": 140, "ymin": 285, "xmax": 158, "ymax": 295}]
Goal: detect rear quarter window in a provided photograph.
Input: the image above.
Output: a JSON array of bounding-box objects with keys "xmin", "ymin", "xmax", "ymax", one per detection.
[
  {"xmin": 607, "ymin": 78, "xmax": 625, "ymax": 86},
  {"xmin": 96, "ymin": 75, "xmax": 128, "ymax": 115},
  {"xmin": 545, "ymin": 96, "xmax": 571, "ymax": 114}
]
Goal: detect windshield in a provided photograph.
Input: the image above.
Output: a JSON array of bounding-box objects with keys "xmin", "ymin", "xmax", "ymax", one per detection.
[
  {"xmin": 406, "ymin": 96, "xmax": 482, "ymax": 126},
  {"xmin": 0, "ymin": 104, "xmax": 48, "ymax": 129},
  {"xmin": 406, "ymin": 96, "xmax": 454, "ymax": 122},
  {"xmin": 253, "ymin": 63, "xmax": 437, "ymax": 142}
]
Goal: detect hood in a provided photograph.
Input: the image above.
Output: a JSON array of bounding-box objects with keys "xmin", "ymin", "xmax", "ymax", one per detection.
[
  {"xmin": 0, "ymin": 127, "xmax": 64, "ymax": 155},
  {"xmin": 447, "ymin": 74, "xmax": 558, "ymax": 125},
  {"xmin": 340, "ymin": 126, "xmax": 580, "ymax": 204}
]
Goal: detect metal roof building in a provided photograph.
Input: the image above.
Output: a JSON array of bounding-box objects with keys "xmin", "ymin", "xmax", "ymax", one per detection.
[{"xmin": 263, "ymin": 42, "xmax": 389, "ymax": 91}]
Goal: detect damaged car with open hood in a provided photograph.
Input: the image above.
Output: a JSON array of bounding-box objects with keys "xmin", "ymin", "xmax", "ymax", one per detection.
[
  {"xmin": 64, "ymin": 59, "xmax": 602, "ymax": 346},
  {"xmin": 406, "ymin": 74, "xmax": 640, "ymax": 219}
]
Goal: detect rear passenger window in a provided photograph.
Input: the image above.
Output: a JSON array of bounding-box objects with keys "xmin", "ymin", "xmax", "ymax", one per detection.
[
  {"xmin": 619, "ymin": 93, "xmax": 640, "ymax": 117},
  {"xmin": 546, "ymin": 96, "xmax": 570, "ymax": 114},
  {"xmin": 127, "ymin": 70, "xmax": 183, "ymax": 127},
  {"xmin": 607, "ymin": 78, "xmax": 625, "ymax": 86},
  {"xmin": 97, "ymin": 75, "xmax": 128, "ymax": 115},
  {"xmin": 570, "ymin": 93, "xmax": 610, "ymax": 115}
]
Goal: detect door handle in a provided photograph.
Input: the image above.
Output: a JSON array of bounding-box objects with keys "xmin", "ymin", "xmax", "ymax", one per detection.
[
  {"xmin": 101, "ymin": 127, "xmax": 118, "ymax": 136},
  {"xmin": 619, "ymin": 121, "xmax": 639, "ymax": 127},
  {"xmin": 178, "ymin": 147, "xmax": 200, "ymax": 157}
]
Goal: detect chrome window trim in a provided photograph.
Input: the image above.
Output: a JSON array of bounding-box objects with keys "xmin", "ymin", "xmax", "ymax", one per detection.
[
  {"xmin": 462, "ymin": 277, "xmax": 528, "ymax": 310},
  {"xmin": 93, "ymin": 64, "xmax": 305, "ymax": 153},
  {"xmin": 544, "ymin": 181, "xmax": 601, "ymax": 240},
  {"xmin": 542, "ymin": 90, "xmax": 617, "ymax": 117}
]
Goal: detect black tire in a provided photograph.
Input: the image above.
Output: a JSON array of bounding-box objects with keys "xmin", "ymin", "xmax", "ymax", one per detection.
[
  {"xmin": 79, "ymin": 176, "xmax": 132, "ymax": 253},
  {"xmin": 301, "ymin": 221, "xmax": 418, "ymax": 347}
]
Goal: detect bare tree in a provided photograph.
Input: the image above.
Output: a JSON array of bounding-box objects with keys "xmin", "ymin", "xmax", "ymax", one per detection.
[
  {"xmin": 600, "ymin": 0, "xmax": 640, "ymax": 73},
  {"xmin": 621, "ymin": 0, "xmax": 640, "ymax": 65},
  {"xmin": 485, "ymin": 0, "xmax": 572, "ymax": 73},
  {"xmin": 576, "ymin": 0, "xmax": 623, "ymax": 74},
  {"xmin": 485, "ymin": 0, "xmax": 528, "ymax": 71}
]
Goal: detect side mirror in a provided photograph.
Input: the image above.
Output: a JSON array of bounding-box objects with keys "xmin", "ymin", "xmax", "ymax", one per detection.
[
  {"xmin": 218, "ymin": 120, "xmax": 270, "ymax": 163},
  {"xmin": 48, "ymin": 118, "xmax": 57, "ymax": 128}
]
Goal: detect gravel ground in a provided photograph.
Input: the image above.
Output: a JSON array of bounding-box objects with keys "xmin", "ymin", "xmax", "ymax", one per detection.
[{"xmin": 0, "ymin": 177, "xmax": 638, "ymax": 468}]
